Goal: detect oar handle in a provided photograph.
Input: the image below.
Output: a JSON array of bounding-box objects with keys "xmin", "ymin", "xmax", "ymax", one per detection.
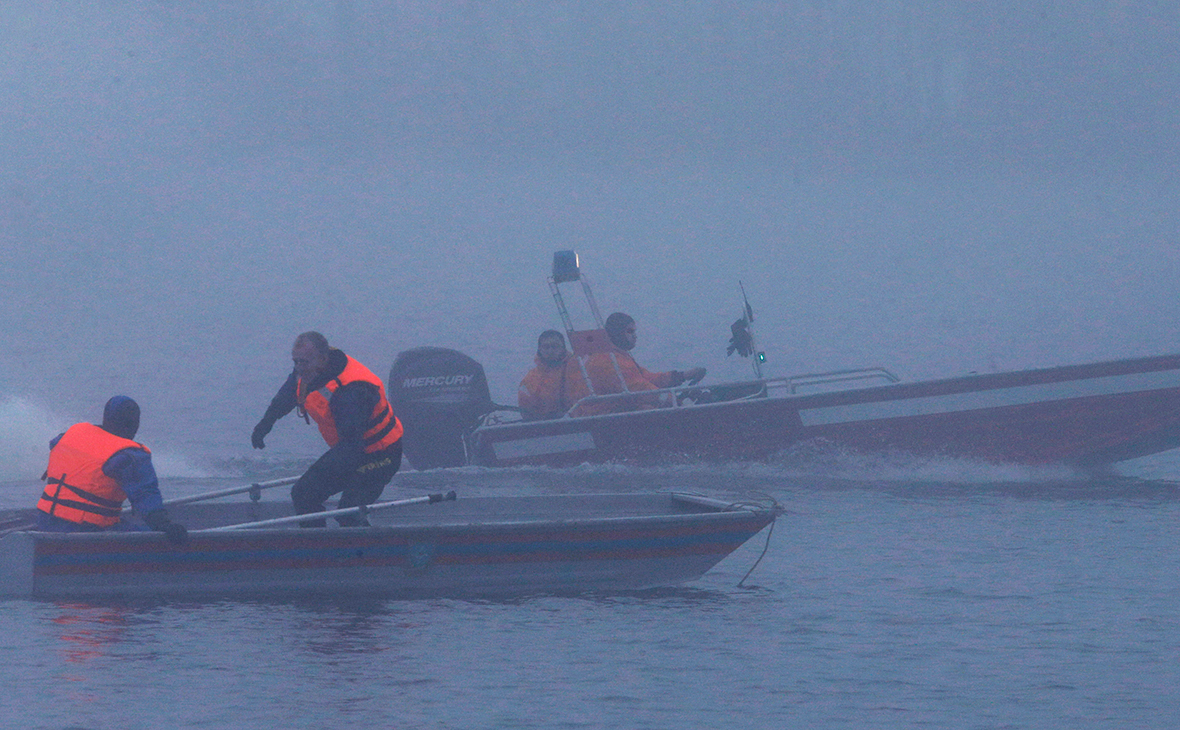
[
  {"xmin": 199, "ymin": 491, "xmax": 457, "ymax": 532},
  {"xmin": 144, "ymin": 476, "xmax": 302, "ymax": 512}
]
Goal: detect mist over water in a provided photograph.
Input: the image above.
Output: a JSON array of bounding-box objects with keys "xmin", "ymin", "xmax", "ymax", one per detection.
[
  {"xmin": 2, "ymin": 4, "xmax": 1178, "ymax": 473},
  {"xmin": 5, "ymin": 7, "xmax": 1180, "ymax": 728}
]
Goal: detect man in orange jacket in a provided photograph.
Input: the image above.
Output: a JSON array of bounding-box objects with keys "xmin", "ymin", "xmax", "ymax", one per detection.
[
  {"xmin": 577, "ymin": 313, "xmax": 706, "ymax": 416},
  {"xmin": 517, "ymin": 330, "xmax": 589, "ymax": 420},
  {"xmin": 251, "ymin": 332, "xmax": 403, "ymax": 527},
  {"xmin": 36, "ymin": 396, "xmax": 187, "ymax": 544}
]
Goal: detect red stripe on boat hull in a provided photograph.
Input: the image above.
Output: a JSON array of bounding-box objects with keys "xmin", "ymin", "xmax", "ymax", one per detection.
[{"xmin": 474, "ymin": 354, "xmax": 1180, "ymax": 467}]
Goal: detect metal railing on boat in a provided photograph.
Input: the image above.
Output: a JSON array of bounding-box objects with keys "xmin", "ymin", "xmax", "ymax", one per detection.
[
  {"xmin": 479, "ymin": 366, "xmax": 900, "ymax": 426},
  {"xmin": 775, "ymin": 366, "xmax": 900, "ymax": 394}
]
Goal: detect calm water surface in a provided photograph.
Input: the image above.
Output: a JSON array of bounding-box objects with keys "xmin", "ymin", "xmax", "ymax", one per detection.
[{"xmin": 3, "ymin": 461, "xmax": 1179, "ymax": 730}]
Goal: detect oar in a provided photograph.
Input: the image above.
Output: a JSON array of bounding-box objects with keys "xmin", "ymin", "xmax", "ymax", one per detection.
[
  {"xmin": 127, "ymin": 476, "xmax": 302, "ymax": 513},
  {"xmin": 7, "ymin": 477, "xmax": 304, "ymax": 533},
  {"xmin": 0, "ymin": 514, "xmax": 36, "ymax": 536},
  {"xmin": 198, "ymin": 490, "xmax": 458, "ymax": 532},
  {"xmin": 5, "ymin": 477, "xmax": 306, "ymax": 534}
]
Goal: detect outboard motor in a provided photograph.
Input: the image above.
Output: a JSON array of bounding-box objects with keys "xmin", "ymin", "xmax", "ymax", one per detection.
[{"xmin": 388, "ymin": 347, "xmax": 494, "ymax": 470}]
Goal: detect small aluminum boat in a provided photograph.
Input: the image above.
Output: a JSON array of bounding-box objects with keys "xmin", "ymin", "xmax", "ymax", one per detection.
[{"xmin": 0, "ymin": 491, "xmax": 780, "ymax": 600}]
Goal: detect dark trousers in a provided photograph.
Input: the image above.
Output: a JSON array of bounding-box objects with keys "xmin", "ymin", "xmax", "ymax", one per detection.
[{"xmin": 291, "ymin": 441, "xmax": 402, "ymax": 527}]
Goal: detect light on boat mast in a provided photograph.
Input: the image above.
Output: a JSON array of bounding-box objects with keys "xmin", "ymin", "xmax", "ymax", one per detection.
[{"xmin": 551, "ymin": 250, "xmax": 581, "ymax": 283}]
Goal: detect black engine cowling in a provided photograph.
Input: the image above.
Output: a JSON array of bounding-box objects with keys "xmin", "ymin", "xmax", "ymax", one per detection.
[{"xmin": 388, "ymin": 347, "xmax": 493, "ymax": 469}]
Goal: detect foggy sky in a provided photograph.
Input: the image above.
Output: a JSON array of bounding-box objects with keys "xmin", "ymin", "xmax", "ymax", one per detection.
[
  {"xmin": 1, "ymin": 1, "xmax": 1178, "ymax": 465},
  {"xmin": 6, "ymin": 3, "xmax": 1177, "ymax": 170}
]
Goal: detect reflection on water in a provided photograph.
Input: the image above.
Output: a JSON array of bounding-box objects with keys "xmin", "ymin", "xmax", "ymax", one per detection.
[
  {"xmin": 51, "ymin": 603, "xmax": 133, "ymax": 665},
  {"xmin": 45, "ymin": 603, "xmax": 136, "ymax": 708}
]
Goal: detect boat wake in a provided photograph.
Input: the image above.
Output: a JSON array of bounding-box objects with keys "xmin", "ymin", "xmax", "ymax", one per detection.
[
  {"xmin": 760, "ymin": 438, "xmax": 1091, "ymax": 485},
  {"xmin": 440, "ymin": 438, "xmax": 1097, "ymax": 490},
  {"xmin": 0, "ymin": 396, "xmax": 230, "ymax": 488},
  {"xmin": 0, "ymin": 396, "xmax": 68, "ymax": 482}
]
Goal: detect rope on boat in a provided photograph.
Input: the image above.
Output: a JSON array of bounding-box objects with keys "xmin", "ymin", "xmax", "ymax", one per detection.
[
  {"xmin": 737, "ymin": 517, "xmax": 775, "ymax": 588},
  {"xmin": 734, "ymin": 491, "xmax": 783, "ymax": 589}
]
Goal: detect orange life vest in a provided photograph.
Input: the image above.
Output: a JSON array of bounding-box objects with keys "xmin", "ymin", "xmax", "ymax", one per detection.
[
  {"xmin": 517, "ymin": 354, "xmax": 590, "ymax": 420},
  {"xmin": 297, "ymin": 355, "xmax": 403, "ymax": 453},
  {"xmin": 37, "ymin": 422, "xmax": 150, "ymax": 527}
]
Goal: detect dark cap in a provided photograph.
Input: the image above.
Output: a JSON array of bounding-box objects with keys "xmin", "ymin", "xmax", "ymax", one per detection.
[
  {"xmin": 537, "ymin": 329, "xmax": 565, "ymax": 348},
  {"xmin": 102, "ymin": 396, "xmax": 140, "ymax": 440}
]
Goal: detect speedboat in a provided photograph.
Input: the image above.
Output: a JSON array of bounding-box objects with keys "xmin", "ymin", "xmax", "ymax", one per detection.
[{"xmin": 386, "ymin": 252, "xmax": 1180, "ymax": 470}]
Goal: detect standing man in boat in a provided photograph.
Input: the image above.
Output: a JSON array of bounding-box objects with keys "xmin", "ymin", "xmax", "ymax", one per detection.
[
  {"xmin": 518, "ymin": 330, "xmax": 589, "ymax": 420},
  {"xmin": 251, "ymin": 331, "xmax": 404, "ymax": 527},
  {"xmin": 577, "ymin": 312, "xmax": 707, "ymax": 416},
  {"xmin": 36, "ymin": 396, "xmax": 188, "ymax": 544}
]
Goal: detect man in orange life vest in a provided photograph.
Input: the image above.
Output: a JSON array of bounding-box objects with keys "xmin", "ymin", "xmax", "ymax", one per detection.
[
  {"xmin": 576, "ymin": 312, "xmax": 707, "ymax": 416},
  {"xmin": 251, "ymin": 331, "xmax": 404, "ymax": 527},
  {"xmin": 36, "ymin": 396, "xmax": 188, "ymax": 544},
  {"xmin": 517, "ymin": 330, "xmax": 589, "ymax": 420}
]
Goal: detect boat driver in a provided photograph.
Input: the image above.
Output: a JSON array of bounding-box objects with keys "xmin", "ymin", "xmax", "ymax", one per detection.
[
  {"xmin": 575, "ymin": 312, "xmax": 706, "ymax": 416},
  {"xmin": 35, "ymin": 396, "xmax": 188, "ymax": 544}
]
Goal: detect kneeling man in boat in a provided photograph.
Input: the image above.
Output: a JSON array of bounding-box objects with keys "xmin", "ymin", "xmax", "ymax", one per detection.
[
  {"xmin": 517, "ymin": 330, "xmax": 589, "ymax": 420},
  {"xmin": 576, "ymin": 313, "xmax": 706, "ymax": 416},
  {"xmin": 252, "ymin": 331, "xmax": 404, "ymax": 527},
  {"xmin": 36, "ymin": 396, "xmax": 188, "ymax": 544}
]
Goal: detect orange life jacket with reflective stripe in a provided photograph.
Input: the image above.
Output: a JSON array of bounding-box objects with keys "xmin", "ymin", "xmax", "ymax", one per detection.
[
  {"xmin": 296, "ymin": 355, "xmax": 403, "ymax": 453},
  {"xmin": 37, "ymin": 422, "xmax": 149, "ymax": 527}
]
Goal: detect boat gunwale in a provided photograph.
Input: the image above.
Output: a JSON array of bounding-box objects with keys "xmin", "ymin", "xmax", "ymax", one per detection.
[
  {"xmin": 16, "ymin": 494, "xmax": 778, "ymax": 549},
  {"xmin": 472, "ymin": 351, "xmax": 1180, "ymax": 435}
]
